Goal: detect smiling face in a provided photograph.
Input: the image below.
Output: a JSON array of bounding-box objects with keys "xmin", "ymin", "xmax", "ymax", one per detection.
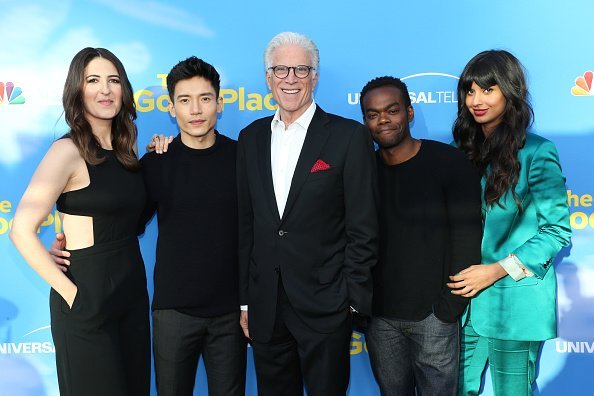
[
  {"xmin": 465, "ymin": 81, "xmax": 507, "ymax": 136},
  {"xmin": 82, "ymin": 57, "xmax": 122, "ymax": 129},
  {"xmin": 266, "ymin": 44, "xmax": 318, "ymax": 126},
  {"xmin": 363, "ymin": 85, "xmax": 414, "ymax": 149},
  {"xmin": 168, "ymin": 76, "xmax": 222, "ymax": 148}
]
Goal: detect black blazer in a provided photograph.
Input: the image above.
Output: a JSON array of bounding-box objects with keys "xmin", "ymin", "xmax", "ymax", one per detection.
[{"xmin": 237, "ymin": 106, "xmax": 378, "ymax": 342}]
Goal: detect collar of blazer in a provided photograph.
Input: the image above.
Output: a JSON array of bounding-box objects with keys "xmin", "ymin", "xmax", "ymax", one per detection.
[{"xmin": 257, "ymin": 106, "xmax": 332, "ymax": 223}]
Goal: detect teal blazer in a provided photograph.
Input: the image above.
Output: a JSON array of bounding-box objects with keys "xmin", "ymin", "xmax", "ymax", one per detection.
[{"xmin": 464, "ymin": 133, "xmax": 571, "ymax": 341}]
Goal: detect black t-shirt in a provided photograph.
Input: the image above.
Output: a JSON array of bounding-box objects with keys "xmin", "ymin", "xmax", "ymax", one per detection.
[
  {"xmin": 140, "ymin": 132, "xmax": 239, "ymax": 317},
  {"xmin": 373, "ymin": 139, "xmax": 482, "ymax": 323}
]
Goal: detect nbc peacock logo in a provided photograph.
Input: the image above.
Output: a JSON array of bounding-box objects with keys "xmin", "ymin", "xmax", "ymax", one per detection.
[
  {"xmin": 571, "ymin": 71, "xmax": 593, "ymax": 96},
  {"xmin": 0, "ymin": 82, "xmax": 26, "ymax": 105}
]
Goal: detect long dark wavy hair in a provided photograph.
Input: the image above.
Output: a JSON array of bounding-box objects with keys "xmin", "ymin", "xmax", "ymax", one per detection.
[
  {"xmin": 453, "ymin": 50, "xmax": 533, "ymax": 210},
  {"xmin": 62, "ymin": 47, "xmax": 139, "ymax": 170}
]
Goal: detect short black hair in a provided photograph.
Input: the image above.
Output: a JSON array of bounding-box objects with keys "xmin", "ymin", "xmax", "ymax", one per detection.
[
  {"xmin": 360, "ymin": 76, "xmax": 411, "ymax": 115},
  {"xmin": 166, "ymin": 56, "xmax": 221, "ymax": 101}
]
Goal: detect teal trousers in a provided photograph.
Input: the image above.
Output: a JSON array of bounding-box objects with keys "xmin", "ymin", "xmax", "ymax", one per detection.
[{"xmin": 458, "ymin": 319, "xmax": 541, "ymax": 396}]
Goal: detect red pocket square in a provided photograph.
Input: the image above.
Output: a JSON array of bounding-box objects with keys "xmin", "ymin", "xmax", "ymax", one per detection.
[{"xmin": 310, "ymin": 159, "xmax": 331, "ymax": 173}]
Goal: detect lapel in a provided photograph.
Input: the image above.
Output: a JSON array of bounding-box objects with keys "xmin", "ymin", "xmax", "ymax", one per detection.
[
  {"xmin": 281, "ymin": 106, "xmax": 331, "ymax": 222},
  {"xmin": 256, "ymin": 118, "xmax": 282, "ymax": 223}
]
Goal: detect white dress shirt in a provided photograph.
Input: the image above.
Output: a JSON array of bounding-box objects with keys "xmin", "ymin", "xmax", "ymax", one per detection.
[
  {"xmin": 239, "ymin": 101, "xmax": 317, "ymax": 312},
  {"xmin": 498, "ymin": 253, "xmax": 534, "ymax": 281},
  {"xmin": 270, "ymin": 101, "xmax": 317, "ymax": 217}
]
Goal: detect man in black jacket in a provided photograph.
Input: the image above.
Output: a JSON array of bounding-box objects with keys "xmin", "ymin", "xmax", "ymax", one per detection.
[{"xmin": 237, "ymin": 32, "xmax": 378, "ymax": 396}]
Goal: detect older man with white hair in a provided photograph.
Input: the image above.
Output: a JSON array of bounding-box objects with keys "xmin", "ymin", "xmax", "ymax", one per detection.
[{"xmin": 236, "ymin": 32, "xmax": 378, "ymax": 395}]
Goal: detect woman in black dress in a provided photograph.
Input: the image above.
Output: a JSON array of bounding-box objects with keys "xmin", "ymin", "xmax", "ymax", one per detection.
[{"xmin": 10, "ymin": 48, "xmax": 150, "ymax": 395}]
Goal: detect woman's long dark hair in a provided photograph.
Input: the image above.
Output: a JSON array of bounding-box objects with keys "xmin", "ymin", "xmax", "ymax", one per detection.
[
  {"xmin": 62, "ymin": 47, "xmax": 139, "ymax": 170},
  {"xmin": 453, "ymin": 50, "xmax": 533, "ymax": 210}
]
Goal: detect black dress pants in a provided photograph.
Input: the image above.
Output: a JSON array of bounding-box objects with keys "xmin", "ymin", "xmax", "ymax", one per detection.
[
  {"xmin": 251, "ymin": 278, "xmax": 352, "ymax": 396},
  {"xmin": 50, "ymin": 238, "xmax": 151, "ymax": 396},
  {"xmin": 152, "ymin": 309, "xmax": 247, "ymax": 396}
]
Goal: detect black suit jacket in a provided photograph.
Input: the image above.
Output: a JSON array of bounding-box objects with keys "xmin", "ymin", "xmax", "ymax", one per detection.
[{"xmin": 237, "ymin": 106, "xmax": 378, "ymax": 342}]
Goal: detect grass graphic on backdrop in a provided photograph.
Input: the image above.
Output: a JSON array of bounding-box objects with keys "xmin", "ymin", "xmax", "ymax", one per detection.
[{"xmin": 0, "ymin": 82, "xmax": 26, "ymax": 104}]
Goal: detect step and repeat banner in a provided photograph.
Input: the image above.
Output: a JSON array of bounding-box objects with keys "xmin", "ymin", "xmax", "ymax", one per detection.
[{"xmin": 1, "ymin": 1, "xmax": 593, "ymax": 395}]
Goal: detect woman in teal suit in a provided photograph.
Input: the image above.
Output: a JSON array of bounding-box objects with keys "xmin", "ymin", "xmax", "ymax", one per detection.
[{"xmin": 448, "ymin": 50, "xmax": 571, "ymax": 395}]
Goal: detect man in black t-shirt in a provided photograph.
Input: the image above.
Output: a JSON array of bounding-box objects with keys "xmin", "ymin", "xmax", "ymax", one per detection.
[
  {"xmin": 141, "ymin": 56, "xmax": 246, "ymax": 396},
  {"xmin": 359, "ymin": 76, "xmax": 483, "ymax": 396}
]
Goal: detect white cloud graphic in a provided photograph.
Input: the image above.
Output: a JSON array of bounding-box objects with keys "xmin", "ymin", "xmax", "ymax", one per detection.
[
  {"xmin": 91, "ymin": 0, "xmax": 215, "ymax": 37},
  {"xmin": 0, "ymin": 1, "xmax": 152, "ymax": 165}
]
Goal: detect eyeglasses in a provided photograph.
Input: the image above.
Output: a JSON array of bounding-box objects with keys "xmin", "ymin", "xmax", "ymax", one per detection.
[{"xmin": 268, "ymin": 65, "xmax": 315, "ymax": 79}]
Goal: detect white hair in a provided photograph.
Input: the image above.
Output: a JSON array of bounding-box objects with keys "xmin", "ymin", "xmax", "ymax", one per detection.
[{"xmin": 264, "ymin": 32, "xmax": 319, "ymax": 72}]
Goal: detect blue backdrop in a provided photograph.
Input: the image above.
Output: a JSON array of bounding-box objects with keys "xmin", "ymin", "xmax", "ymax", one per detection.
[{"xmin": 1, "ymin": 1, "xmax": 593, "ymax": 394}]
